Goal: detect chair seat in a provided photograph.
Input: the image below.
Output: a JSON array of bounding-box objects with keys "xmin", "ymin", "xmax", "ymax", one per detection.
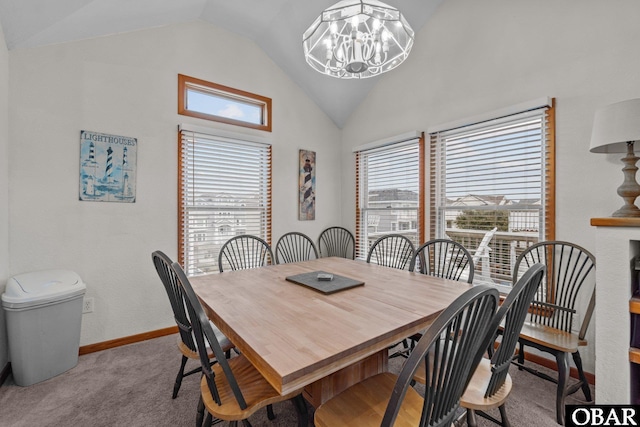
[
  {"xmin": 314, "ymin": 372, "xmax": 424, "ymax": 427},
  {"xmin": 518, "ymin": 321, "xmax": 586, "ymax": 353},
  {"xmin": 201, "ymin": 354, "xmax": 299, "ymax": 421},
  {"xmin": 177, "ymin": 323, "xmax": 234, "ymax": 359},
  {"xmin": 460, "ymin": 358, "xmax": 512, "ymax": 411}
]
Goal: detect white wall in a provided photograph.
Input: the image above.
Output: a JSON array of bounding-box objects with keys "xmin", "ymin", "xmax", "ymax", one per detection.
[
  {"xmin": 341, "ymin": 0, "xmax": 640, "ymax": 374},
  {"xmin": 8, "ymin": 21, "xmax": 341, "ymax": 346},
  {"xmin": 0, "ymin": 21, "xmax": 9, "ymax": 370}
]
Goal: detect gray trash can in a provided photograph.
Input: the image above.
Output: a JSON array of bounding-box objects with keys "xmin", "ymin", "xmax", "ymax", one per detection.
[{"xmin": 1, "ymin": 269, "xmax": 86, "ymax": 386}]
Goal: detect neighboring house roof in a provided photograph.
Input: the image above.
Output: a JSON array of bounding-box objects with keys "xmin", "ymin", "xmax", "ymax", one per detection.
[
  {"xmin": 448, "ymin": 194, "xmax": 542, "ymax": 208},
  {"xmin": 368, "ymin": 188, "xmax": 418, "ymax": 202},
  {"xmin": 449, "ymin": 194, "xmax": 509, "ymax": 206}
]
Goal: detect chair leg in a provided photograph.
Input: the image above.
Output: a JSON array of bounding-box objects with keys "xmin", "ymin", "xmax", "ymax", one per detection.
[
  {"xmin": 196, "ymin": 395, "xmax": 205, "ymax": 427},
  {"xmin": 466, "ymin": 409, "xmax": 478, "ymax": 427},
  {"xmin": 572, "ymin": 351, "xmax": 593, "ymax": 402},
  {"xmin": 241, "ymin": 420, "xmax": 252, "ymax": 427},
  {"xmin": 203, "ymin": 412, "xmax": 212, "ymax": 427},
  {"xmin": 499, "ymin": 403, "xmax": 511, "ymax": 427},
  {"xmin": 174, "ymin": 355, "xmax": 189, "ymax": 398},
  {"xmin": 292, "ymin": 394, "xmax": 309, "ymax": 427},
  {"xmin": 517, "ymin": 342, "xmax": 525, "ymax": 370},
  {"xmin": 555, "ymin": 351, "xmax": 570, "ymax": 425},
  {"xmin": 267, "ymin": 404, "xmax": 275, "ymax": 420}
]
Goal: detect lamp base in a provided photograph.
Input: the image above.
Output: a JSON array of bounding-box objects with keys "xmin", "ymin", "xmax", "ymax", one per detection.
[
  {"xmin": 612, "ymin": 204, "xmax": 640, "ymax": 217},
  {"xmin": 612, "ymin": 142, "xmax": 640, "ymax": 217}
]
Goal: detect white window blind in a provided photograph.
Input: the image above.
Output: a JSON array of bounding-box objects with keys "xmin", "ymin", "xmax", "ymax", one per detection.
[
  {"xmin": 431, "ymin": 106, "xmax": 553, "ymax": 287},
  {"xmin": 179, "ymin": 129, "xmax": 272, "ymax": 276},
  {"xmin": 356, "ymin": 138, "xmax": 422, "ymax": 259}
]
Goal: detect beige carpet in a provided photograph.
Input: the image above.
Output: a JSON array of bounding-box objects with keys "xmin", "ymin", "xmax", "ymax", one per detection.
[{"xmin": 0, "ymin": 334, "xmax": 593, "ymax": 426}]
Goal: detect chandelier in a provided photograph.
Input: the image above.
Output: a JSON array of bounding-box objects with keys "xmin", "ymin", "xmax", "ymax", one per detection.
[{"xmin": 303, "ymin": 0, "xmax": 414, "ymax": 79}]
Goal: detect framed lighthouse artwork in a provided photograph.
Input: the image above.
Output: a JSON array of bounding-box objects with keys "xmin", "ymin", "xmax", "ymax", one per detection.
[
  {"xmin": 298, "ymin": 149, "xmax": 315, "ymax": 220},
  {"xmin": 79, "ymin": 130, "xmax": 137, "ymax": 203}
]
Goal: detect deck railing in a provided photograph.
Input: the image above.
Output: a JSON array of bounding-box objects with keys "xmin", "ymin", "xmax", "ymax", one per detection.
[
  {"xmin": 445, "ymin": 228, "xmax": 538, "ymax": 286},
  {"xmin": 363, "ymin": 228, "xmax": 538, "ymax": 287}
]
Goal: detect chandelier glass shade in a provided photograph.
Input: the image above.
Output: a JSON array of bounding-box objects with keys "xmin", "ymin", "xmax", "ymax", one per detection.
[{"xmin": 303, "ymin": 0, "xmax": 414, "ymax": 79}]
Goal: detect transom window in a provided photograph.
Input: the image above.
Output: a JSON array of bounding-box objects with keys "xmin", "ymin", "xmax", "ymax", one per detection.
[{"xmin": 178, "ymin": 74, "xmax": 272, "ymax": 132}]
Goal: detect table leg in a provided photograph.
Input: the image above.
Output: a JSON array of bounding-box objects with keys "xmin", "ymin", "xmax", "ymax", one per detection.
[{"xmin": 303, "ymin": 349, "xmax": 388, "ymax": 408}]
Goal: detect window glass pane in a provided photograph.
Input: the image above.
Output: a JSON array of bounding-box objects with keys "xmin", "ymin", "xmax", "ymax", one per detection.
[
  {"xmin": 180, "ymin": 130, "xmax": 271, "ymax": 276},
  {"xmin": 358, "ymin": 140, "xmax": 420, "ymax": 258},
  {"xmin": 186, "ymin": 88, "xmax": 263, "ymax": 125}
]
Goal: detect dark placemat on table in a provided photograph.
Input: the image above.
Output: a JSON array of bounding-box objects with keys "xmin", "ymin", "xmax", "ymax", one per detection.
[{"xmin": 285, "ymin": 270, "xmax": 364, "ymax": 294}]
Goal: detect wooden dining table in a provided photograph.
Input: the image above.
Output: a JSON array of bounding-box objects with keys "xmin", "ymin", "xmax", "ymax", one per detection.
[{"xmin": 189, "ymin": 256, "xmax": 472, "ymax": 407}]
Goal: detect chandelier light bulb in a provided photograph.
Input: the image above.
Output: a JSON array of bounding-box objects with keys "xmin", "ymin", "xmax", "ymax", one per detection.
[{"xmin": 303, "ymin": 0, "xmax": 414, "ymax": 79}]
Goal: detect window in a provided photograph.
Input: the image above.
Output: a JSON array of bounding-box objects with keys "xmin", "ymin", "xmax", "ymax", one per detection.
[
  {"xmin": 178, "ymin": 74, "xmax": 272, "ymax": 132},
  {"xmin": 429, "ymin": 99, "xmax": 555, "ymax": 287},
  {"xmin": 178, "ymin": 126, "xmax": 272, "ymax": 275},
  {"xmin": 355, "ymin": 133, "xmax": 425, "ymax": 259}
]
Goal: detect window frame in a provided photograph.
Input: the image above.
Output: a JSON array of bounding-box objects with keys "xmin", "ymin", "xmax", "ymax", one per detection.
[
  {"xmin": 178, "ymin": 125, "xmax": 272, "ymax": 276},
  {"xmin": 178, "ymin": 74, "xmax": 272, "ymax": 132},
  {"xmin": 428, "ymin": 98, "xmax": 556, "ymax": 287}
]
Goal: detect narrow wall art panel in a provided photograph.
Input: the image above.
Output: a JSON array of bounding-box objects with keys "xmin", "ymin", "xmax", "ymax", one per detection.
[
  {"xmin": 299, "ymin": 149, "xmax": 316, "ymax": 220},
  {"xmin": 79, "ymin": 130, "xmax": 137, "ymax": 202}
]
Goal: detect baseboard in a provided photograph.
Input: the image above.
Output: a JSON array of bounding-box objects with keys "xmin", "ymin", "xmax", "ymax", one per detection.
[
  {"xmin": 0, "ymin": 362, "xmax": 11, "ymax": 386},
  {"xmin": 520, "ymin": 351, "xmax": 596, "ymax": 385},
  {"xmin": 78, "ymin": 326, "xmax": 178, "ymax": 355}
]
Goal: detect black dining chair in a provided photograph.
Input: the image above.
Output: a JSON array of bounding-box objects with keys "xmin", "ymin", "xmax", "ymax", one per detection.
[
  {"xmin": 274, "ymin": 231, "xmax": 318, "ymax": 264},
  {"xmin": 218, "ymin": 234, "xmax": 274, "ymax": 272},
  {"xmin": 511, "ymin": 241, "xmax": 595, "ymax": 425},
  {"xmin": 317, "ymin": 226, "xmax": 355, "ymax": 259},
  {"xmin": 314, "ymin": 285, "xmax": 499, "ymax": 427},
  {"xmin": 169, "ymin": 260, "xmax": 308, "ymax": 427},
  {"xmin": 415, "ymin": 263, "xmax": 545, "ymax": 426},
  {"xmin": 397, "ymin": 238, "xmax": 475, "ymax": 358},
  {"xmin": 366, "ymin": 234, "xmax": 415, "ymax": 270},
  {"xmin": 366, "ymin": 234, "xmax": 416, "ymax": 357},
  {"xmin": 152, "ymin": 251, "xmax": 233, "ymax": 399},
  {"xmin": 412, "ymin": 238, "xmax": 475, "ymax": 283}
]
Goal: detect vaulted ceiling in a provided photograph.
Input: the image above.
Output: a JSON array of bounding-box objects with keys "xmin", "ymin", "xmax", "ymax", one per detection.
[{"xmin": 0, "ymin": 0, "xmax": 444, "ymax": 127}]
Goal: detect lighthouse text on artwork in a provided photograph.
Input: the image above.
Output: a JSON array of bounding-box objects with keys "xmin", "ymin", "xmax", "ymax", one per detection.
[{"xmin": 79, "ymin": 130, "xmax": 137, "ymax": 203}]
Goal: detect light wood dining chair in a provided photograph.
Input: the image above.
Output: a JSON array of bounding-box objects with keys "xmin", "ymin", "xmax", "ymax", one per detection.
[
  {"xmin": 170, "ymin": 260, "xmax": 308, "ymax": 427},
  {"xmin": 218, "ymin": 235, "xmax": 274, "ymax": 272},
  {"xmin": 152, "ymin": 251, "xmax": 234, "ymax": 399},
  {"xmin": 274, "ymin": 231, "xmax": 318, "ymax": 264},
  {"xmin": 512, "ymin": 241, "xmax": 595, "ymax": 425},
  {"xmin": 317, "ymin": 226, "xmax": 355, "ymax": 259},
  {"xmin": 314, "ymin": 285, "xmax": 499, "ymax": 427},
  {"xmin": 366, "ymin": 234, "xmax": 415, "ymax": 270}
]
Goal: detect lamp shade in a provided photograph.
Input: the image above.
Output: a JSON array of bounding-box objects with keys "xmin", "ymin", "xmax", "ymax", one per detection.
[{"xmin": 590, "ymin": 98, "xmax": 640, "ymax": 153}]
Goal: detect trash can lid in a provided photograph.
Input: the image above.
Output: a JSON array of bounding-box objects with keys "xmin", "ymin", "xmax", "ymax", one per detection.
[{"xmin": 2, "ymin": 269, "xmax": 86, "ymax": 309}]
